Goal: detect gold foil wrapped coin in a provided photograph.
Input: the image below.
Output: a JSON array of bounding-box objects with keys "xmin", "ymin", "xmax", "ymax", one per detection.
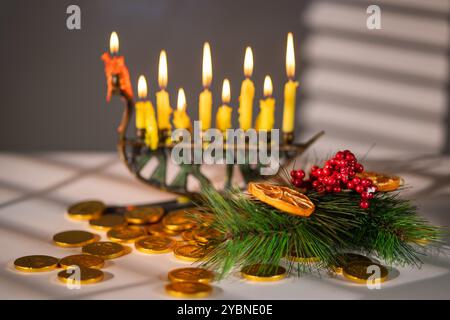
[
  {"xmin": 241, "ymin": 264, "xmax": 286, "ymax": 282},
  {"xmin": 193, "ymin": 227, "xmax": 223, "ymax": 243},
  {"xmin": 332, "ymin": 253, "xmax": 372, "ymax": 275},
  {"xmin": 58, "ymin": 266, "xmax": 104, "ymax": 285},
  {"xmin": 67, "ymin": 200, "xmax": 105, "ymax": 220},
  {"xmin": 165, "ymin": 281, "xmax": 212, "ymax": 298},
  {"xmin": 342, "ymin": 261, "xmax": 389, "ymax": 284},
  {"xmin": 173, "ymin": 244, "xmax": 207, "ymax": 261},
  {"xmin": 181, "ymin": 229, "xmax": 197, "ymax": 241},
  {"xmin": 14, "ymin": 255, "xmax": 59, "ymax": 272},
  {"xmin": 106, "ymin": 226, "xmax": 147, "ymax": 243},
  {"xmin": 125, "ymin": 206, "xmax": 164, "ymax": 225},
  {"xmin": 162, "ymin": 210, "xmax": 196, "ymax": 231},
  {"xmin": 168, "ymin": 267, "xmax": 214, "ymax": 284},
  {"xmin": 147, "ymin": 223, "xmax": 181, "ymax": 237},
  {"xmin": 286, "ymin": 250, "xmax": 320, "ymax": 263},
  {"xmin": 59, "ymin": 254, "xmax": 105, "ymax": 269},
  {"xmin": 67, "ymin": 200, "xmax": 106, "ymax": 220},
  {"xmin": 82, "ymin": 241, "xmax": 128, "ymax": 259},
  {"xmin": 89, "ymin": 214, "xmax": 127, "ymax": 231},
  {"xmin": 53, "ymin": 230, "xmax": 99, "ymax": 247},
  {"xmin": 135, "ymin": 235, "xmax": 176, "ymax": 254}
]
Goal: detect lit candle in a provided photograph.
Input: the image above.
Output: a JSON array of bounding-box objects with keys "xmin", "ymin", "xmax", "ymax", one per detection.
[
  {"xmin": 156, "ymin": 50, "xmax": 173, "ymax": 131},
  {"xmin": 101, "ymin": 31, "xmax": 133, "ymax": 101},
  {"xmin": 238, "ymin": 47, "xmax": 255, "ymax": 130},
  {"xmin": 173, "ymin": 88, "xmax": 192, "ymax": 131},
  {"xmin": 282, "ymin": 32, "xmax": 299, "ymax": 140},
  {"xmin": 255, "ymin": 76, "xmax": 275, "ymax": 131},
  {"xmin": 135, "ymin": 76, "xmax": 158, "ymax": 150},
  {"xmin": 216, "ymin": 79, "xmax": 232, "ymax": 132},
  {"xmin": 199, "ymin": 42, "xmax": 213, "ymax": 131}
]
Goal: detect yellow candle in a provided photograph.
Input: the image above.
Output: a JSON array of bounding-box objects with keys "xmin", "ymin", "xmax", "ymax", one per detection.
[
  {"xmin": 238, "ymin": 47, "xmax": 255, "ymax": 130},
  {"xmin": 173, "ymin": 88, "xmax": 192, "ymax": 131},
  {"xmin": 255, "ymin": 76, "xmax": 275, "ymax": 131},
  {"xmin": 145, "ymin": 104, "xmax": 159, "ymax": 150},
  {"xmin": 156, "ymin": 50, "xmax": 172, "ymax": 130},
  {"xmin": 216, "ymin": 79, "xmax": 232, "ymax": 132},
  {"xmin": 136, "ymin": 75, "xmax": 158, "ymax": 150},
  {"xmin": 135, "ymin": 75, "xmax": 148, "ymax": 129},
  {"xmin": 199, "ymin": 42, "xmax": 213, "ymax": 130},
  {"xmin": 282, "ymin": 32, "xmax": 299, "ymax": 133}
]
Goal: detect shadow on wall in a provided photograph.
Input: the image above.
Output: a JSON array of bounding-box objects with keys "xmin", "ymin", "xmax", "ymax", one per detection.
[{"xmin": 298, "ymin": 0, "xmax": 449, "ymax": 159}]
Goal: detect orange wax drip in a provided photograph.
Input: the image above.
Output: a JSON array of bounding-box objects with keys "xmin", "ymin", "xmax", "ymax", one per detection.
[{"xmin": 101, "ymin": 52, "xmax": 133, "ymax": 101}]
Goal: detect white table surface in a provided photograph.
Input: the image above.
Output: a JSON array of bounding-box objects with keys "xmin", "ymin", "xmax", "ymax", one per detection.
[{"xmin": 0, "ymin": 152, "xmax": 449, "ymax": 300}]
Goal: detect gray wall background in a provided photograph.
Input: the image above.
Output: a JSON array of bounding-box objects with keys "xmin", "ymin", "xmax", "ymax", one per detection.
[{"xmin": 1, "ymin": 0, "xmax": 449, "ymax": 155}]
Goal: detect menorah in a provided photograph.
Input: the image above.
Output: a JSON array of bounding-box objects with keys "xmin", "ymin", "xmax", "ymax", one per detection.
[{"xmin": 102, "ymin": 32, "xmax": 324, "ymax": 200}]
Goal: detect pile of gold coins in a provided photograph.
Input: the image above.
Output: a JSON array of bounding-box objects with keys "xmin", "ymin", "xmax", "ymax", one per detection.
[
  {"xmin": 13, "ymin": 200, "xmax": 389, "ymax": 296},
  {"xmin": 12, "ymin": 200, "xmax": 222, "ymax": 297}
]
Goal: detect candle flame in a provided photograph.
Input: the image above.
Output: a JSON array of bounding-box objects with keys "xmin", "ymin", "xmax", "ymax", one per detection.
[
  {"xmin": 202, "ymin": 42, "xmax": 212, "ymax": 88},
  {"xmin": 286, "ymin": 32, "xmax": 295, "ymax": 79},
  {"xmin": 263, "ymin": 75, "xmax": 273, "ymax": 97},
  {"xmin": 222, "ymin": 79, "xmax": 231, "ymax": 104},
  {"xmin": 244, "ymin": 46, "xmax": 253, "ymax": 78},
  {"xmin": 110, "ymin": 31, "xmax": 119, "ymax": 54},
  {"xmin": 138, "ymin": 75, "xmax": 148, "ymax": 99},
  {"xmin": 177, "ymin": 88, "xmax": 186, "ymax": 112},
  {"xmin": 158, "ymin": 50, "xmax": 168, "ymax": 89}
]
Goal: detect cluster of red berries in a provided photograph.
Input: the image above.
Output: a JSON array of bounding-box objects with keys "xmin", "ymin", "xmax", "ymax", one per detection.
[{"xmin": 290, "ymin": 150, "xmax": 377, "ymax": 209}]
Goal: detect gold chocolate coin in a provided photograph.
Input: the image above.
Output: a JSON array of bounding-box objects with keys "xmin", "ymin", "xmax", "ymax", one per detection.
[
  {"xmin": 89, "ymin": 214, "xmax": 127, "ymax": 231},
  {"xmin": 106, "ymin": 226, "xmax": 147, "ymax": 243},
  {"xmin": 333, "ymin": 253, "xmax": 372, "ymax": 274},
  {"xmin": 181, "ymin": 229, "xmax": 197, "ymax": 241},
  {"xmin": 57, "ymin": 266, "xmax": 104, "ymax": 285},
  {"xmin": 82, "ymin": 241, "xmax": 128, "ymax": 259},
  {"xmin": 193, "ymin": 227, "xmax": 223, "ymax": 243},
  {"xmin": 162, "ymin": 210, "xmax": 196, "ymax": 231},
  {"xmin": 135, "ymin": 235, "xmax": 176, "ymax": 254},
  {"xmin": 241, "ymin": 264, "xmax": 286, "ymax": 282},
  {"xmin": 168, "ymin": 267, "xmax": 214, "ymax": 284},
  {"xmin": 173, "ymin": 244, "xmax": 207, "ymax": 261},
  {"xmin": 342, "ymin": 261, "xmax": 389, "ymax": 284},
  {"xmin": 286, "ymin": 250, "xmax": 320, "ymax": 263},
  {"xmin": 165, "ymin": 281, "xmax": 212, "ymax": 298},
  {"xmin": 14, "ymin": 255, "xmax": 59, "ymax": 272},
  {"xmin": 59, "ymin": 254, "xmax": 105, "ymax": 269},
  {"xmin": 67, "ymin": 200, "xmax": 105, "ymax": 220},
  {"xmin": 147, "ymin": 223, "xmax": 181, "ymax": 236},
  {"xmin": 53, "ymin": 230, "xmax": 99, "ymax": 247},
  {"xmin": 125, "ymin": 206, "xmax": 164, "ymax": 225}
]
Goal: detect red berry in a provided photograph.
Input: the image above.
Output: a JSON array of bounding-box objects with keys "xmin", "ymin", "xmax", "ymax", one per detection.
[
  {"xmin": 348, "ymin": 170, "xmax": 356, "ymax": 177},
  {"xmin": 347, "ymin": 181, "xmax": 355, "ymax": 189},
  {"xmin": 361, "ymin": 191, "xmax": 374, "ymax": 200},
  {"xmin": 359, "ymin": 200, "xmax": 369, "ymax": 209},
  {"xmin": 335, "ymin": 152, "xmax": 344, "ymax": 160},
  {"xmin": 323, "ymin": 168, "xmax": 331, "ymax": 176},
  {"xmin": 355, "ymin": 164, "xmax": 364, "ymax": 173},
  {"xmin": 316, "ymin": 168, "xmax": 323, "ymax": 176},
  {"xmin": 325, "ymin": 185, "xmax": 334, "ymax": 193},
  {"xmin": 327, "ymin": 178, "xmax": 336, "ymax": 186},
  {"xmin": 346, "ymin": 153, "xmax": 355, "ymax": 161},
  {"xmin": 290, "ymin": 170, "xmax": 296, "ymax": 178},
  {"xmin": 352, "ymin": 177, "xmax": 361, "ymax": 185},
  {"xmin": 355, "ymin": 185, "xmax": 365, "ymax": 193},
  {"xmin": 295, "ymin": 170, "xmax": 305, "ymax": 180},
  {"xmin": 361, "ymin": 178, "xmax": 371, "ymax": 187},
  {"xmin": 312, "ymin": 180, "xmax": 320, "ymax": 188},
  {"xmin": 333, "ymin": 186, "xmax": 342, "ymax": 193}
]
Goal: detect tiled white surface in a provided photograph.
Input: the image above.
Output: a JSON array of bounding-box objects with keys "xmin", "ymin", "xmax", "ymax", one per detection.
[{"xmin": 0, "ymin": 152, "xmax": 449, "ymax": 299}]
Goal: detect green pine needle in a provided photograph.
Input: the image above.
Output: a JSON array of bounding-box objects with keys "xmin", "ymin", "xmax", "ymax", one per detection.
[{"xmin": 195, "ymin": 186, "xmax": 443, "ymax": 279}]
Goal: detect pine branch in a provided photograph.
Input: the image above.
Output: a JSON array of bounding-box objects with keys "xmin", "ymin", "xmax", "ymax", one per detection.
[{"xmin": 197, "ymin": 187, "xmax": 443, "ymax": 279}]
